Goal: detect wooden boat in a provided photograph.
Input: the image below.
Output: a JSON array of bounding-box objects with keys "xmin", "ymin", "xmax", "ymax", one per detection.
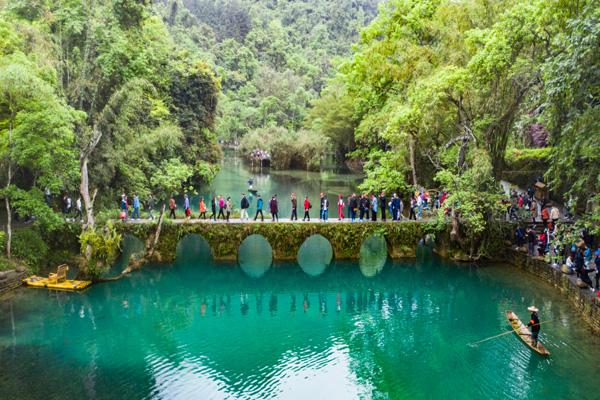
[
  {"xmin": 248, "ymin": 188, "xmax": 258, "ymax": 194},
  {"xmin": 505, "ymin": 310, "xmax": 550, "ymax": 356}
]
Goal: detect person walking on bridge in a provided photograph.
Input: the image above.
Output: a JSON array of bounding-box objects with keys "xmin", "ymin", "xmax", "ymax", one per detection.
[
  {"xmin": 225, "ymin": 197, "xmax": 232, "ymax": 222},
  {"xmin": 169, "ymin": 196, "xmax": 176, "ymax": 219},
  {"xmin": 270, "ymin": 195, "xmax": 279, "ymax": 222},
  {"xmin": 184, "ymin": 193, "xmax": 191, "ymax": 220},
  {"xmin": 132, "ymin": 193, "xmax": 141, "ymax": 220},
  {"xmin": 217, "ymin": 195, "xmax": 226, "ymax": 220},
  {"xmin": 379, "ymin": 192, "xmax": 387, "ymax": 221},
  {"xmin": 349, "ymin": 194, "xmax": 358, "ymax": 222},
  {"xmin": 254, "ymin": 194, "xmax": 264, "ymax": 221},
  {"xmin": 209, "ymin": 196, "xmax": 217, "ymax": 221},
  {"xmin": 371, "ymin": 194, "xmax": 378, "ymax": 222},
  {"xmin": 199, "ymin": 197, "xmax": 207, "ymax": 220},
  {"xmin": 240, "ymin": 193, "xmax": 250, "ymax": 221},
  {"xmin": 291, "ymin": 193, "xmax": 298, "ymax": 221},
  {"xmin": 337, "ymin": 194, "xmax": 345, "ymax": 221},
  {"xmin": 321, "ymin": 194, "xmax": 329, "ymax": 222},
  {"xmin": 303, "ymin": 196, "xmax": 311, "ymax": 221},
  {"xmin": 147, "ymin": 193, "xmax": 155, "ymax": 220}
]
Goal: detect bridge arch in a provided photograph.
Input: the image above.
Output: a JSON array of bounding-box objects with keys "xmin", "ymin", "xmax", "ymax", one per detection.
[
  {"xmin": 175, "ymin": 234, "xmax": 213, "ymax": 265},
  {"xmin": 238, "ymin": 234, "xmax": 273, "ymax": 278},
  {"xmin": 359, "ymin": 234, "xmax": 389, "ymax": 277},
  {"xmin": 297, "ymin": 234, "xmax": 333, "ymax": 276}
]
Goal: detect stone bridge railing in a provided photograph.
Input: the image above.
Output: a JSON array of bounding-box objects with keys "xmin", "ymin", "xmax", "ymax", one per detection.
[{"xmin": 117, "ymin": 221, "xmax": 437, "ymax": 263}]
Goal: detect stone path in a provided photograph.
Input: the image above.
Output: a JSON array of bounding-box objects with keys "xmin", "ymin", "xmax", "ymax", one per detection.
[{"xmin": 120, "ymin": 217, "xmax": 432, "ymax": 224}]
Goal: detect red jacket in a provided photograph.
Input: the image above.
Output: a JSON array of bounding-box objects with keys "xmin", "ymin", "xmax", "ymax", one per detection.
[{"xmin": 304, "ymin": 199, "xmax": 310, "ymax": 210}]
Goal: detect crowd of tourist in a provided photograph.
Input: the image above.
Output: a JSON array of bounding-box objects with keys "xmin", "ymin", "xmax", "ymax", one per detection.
[
  {"xmin": 510, "ymin": 186, "xmax": 599, "ymax": 292},
  {"xmin": 116, "ymin": 190, "xmax": 449, "ymax": 223}
]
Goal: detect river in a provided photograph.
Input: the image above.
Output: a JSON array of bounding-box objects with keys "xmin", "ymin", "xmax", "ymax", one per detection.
[
  {"xmin": 0, "ymin": 244, "xmax": 598, "ymax": 399},
  {"xmin": 189, "ymin": 150, "xmax": 363, "ymax": 218}
]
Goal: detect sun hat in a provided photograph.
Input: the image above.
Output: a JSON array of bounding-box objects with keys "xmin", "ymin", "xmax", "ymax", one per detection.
[{"xmin": 527, "ymin": 306, "xmax": 539, "ymax": 312}]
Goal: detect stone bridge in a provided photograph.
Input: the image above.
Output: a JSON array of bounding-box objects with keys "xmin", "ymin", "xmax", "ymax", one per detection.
[{"xmin": 117, "ymin": 221, "xmax": 438, "ymax": 264}]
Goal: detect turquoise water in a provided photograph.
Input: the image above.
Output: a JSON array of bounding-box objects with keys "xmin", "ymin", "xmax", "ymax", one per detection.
[
  {"xmin": 186, "ymin": 151, "xmax": 362, "ymax": 218},
  {"xmin": 1, "ymin": 250, "xmax": 599, "ymax": 399}
]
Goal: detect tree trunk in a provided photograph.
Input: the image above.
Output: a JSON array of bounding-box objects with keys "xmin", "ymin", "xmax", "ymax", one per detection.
[
  {"xmin": 409, "ymin": 135, "xmax": 418, "ymax": 187},
  {"xmin": 80, "ymin": 155, "xmax": 95, "ymax": 229},
  {"xmin": 147, "ymin": 203, "xmax": 166, "ymax": 258},
  {"xmin": 5, "ymin": 122, "xmax": 12, "ymax": 258}
]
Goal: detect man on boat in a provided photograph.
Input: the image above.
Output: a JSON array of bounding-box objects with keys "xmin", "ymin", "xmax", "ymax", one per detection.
[{"xmin": 527, "ymin": 306, "xmax": 540, "ymax": 348}]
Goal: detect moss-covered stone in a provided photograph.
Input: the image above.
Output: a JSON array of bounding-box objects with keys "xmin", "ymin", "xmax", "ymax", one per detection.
[{"xmin": 116, "ymin": 221, "xmax": 437, "ymax": 263}]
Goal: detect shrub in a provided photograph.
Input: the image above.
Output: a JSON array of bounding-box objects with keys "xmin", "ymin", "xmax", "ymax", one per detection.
[
  {"xmin": 79, "ymin": 223, "xmax": 122, "ymax": 278},
  {"xmin": 11, "ymin": 228, "xmax": 49, "ymax": 273}
]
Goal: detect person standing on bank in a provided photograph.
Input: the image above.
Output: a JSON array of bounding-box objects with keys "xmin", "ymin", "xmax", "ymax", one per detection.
[
  {"xmin": 291, "ymin": 193, "xmax": 298, "ymax": 221},
  {"xmin": 303, "ymin": 196, "xmax": 311, "ymax": 221},
  {"xmin": 240, "ymin": 193, "xmax": 250, "ymax": 221},
  {"xmin": 527, "ymin": 306, "xmax": 541, "ymax": 348},
  {"xmin": 270, "ymin": 195, "xmax": 279, "ymax": 222},
  {"xmin": 254, "ymin": 194, "xmax": 264, "ymax": 221},
  {"xmin": 199, "ymin": 197, "xmax": 207, "ymax": 220},
  {"xmin": 169, "ymin": 196, "xmax": 176, "ymax": 219}
]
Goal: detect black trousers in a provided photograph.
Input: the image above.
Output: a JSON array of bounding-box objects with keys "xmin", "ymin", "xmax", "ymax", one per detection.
[
  {"xmin": 359, "ymin": 208, "xmax": 366, "ymax": 220},
  {"xmin": 209, "ymin": 209, "xmax": 216, "ymax": 220},
  {"xmin": 218, "ymin": 208, "xmax": 225, "ymax": 219},
  {"xmin": 381, "ymin": 208, "xmax": 386, "ymax": 221},
  {"xmin": 409, "ymin": 208, "xmax": 416, "ymax": 220},
  {"xmin": 169, "ymin": 208, "xmax": 176, "ymax": 218},
  {"xmin": 199, "ymin": 211, "xmax": 206, "ymax": 219},
  {"xmin": 291, "ymin": 208, "xmax": 297, "ymax": 221},
  {"xmin": 254, "ymin": 210, "xmax": 264, "ymax": 221},
  {"xmin": 371, "ymin": 210, "xmax": 377, "ymax": 221},
  {"xmin": 303, "ymin": 210, "xmax": 310, "ymax": 220},
  {"xmin": 271, "ymin": 212, "xmax": 278, "ymax": 221}
]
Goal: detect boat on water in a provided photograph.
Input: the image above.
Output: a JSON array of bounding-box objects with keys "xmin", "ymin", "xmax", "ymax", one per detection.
[
  {"xmin": 23, "ymin": 264, "xmax": 92, "ymax": 292},
  {"xmin": 505, "ymin": 310, "xmax": 550, "ymax": 356}
]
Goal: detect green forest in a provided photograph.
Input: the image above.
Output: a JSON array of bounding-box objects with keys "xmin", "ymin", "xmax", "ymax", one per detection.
[{"xmin": 0, "ymin": 0, "xmax": 598, "ymax": 274}]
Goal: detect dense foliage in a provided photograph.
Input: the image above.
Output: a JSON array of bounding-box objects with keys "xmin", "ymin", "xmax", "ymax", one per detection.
[
  {"xmin": 0, "ymin": 0, "xmax": 222, "ymax": 260},
  {"xmin": 314, "ymin": 0, "xmax": 599, "ymax": 253},
  {"xmin": 0, "ymin": 0, "xmax": 598, "ymax": 266},
  {"xmin": 156, "ymin": 0, "xmax": 381, "ymax": 166}
]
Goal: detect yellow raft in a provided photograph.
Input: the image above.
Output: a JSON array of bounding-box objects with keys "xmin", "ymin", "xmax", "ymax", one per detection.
[
  {"xmin": 23, "ymin": 264, "xmax": 92, "ymax": 291},
  {"xmin": 23, "ymin": 276, "xmax": 92, "ymax": 291}
]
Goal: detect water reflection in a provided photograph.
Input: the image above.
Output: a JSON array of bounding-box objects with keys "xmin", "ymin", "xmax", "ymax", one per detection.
[
  {"xmin": 238, "ymin": 234, "xmax": 272, "ymax": 278},
  {"xmin": 359, "ymin": 235, "xmax": 388, "ymax": 277},
  {"xmin": 297, "ymin": 234, "xmax": 333, "ymax": 276},
  {"xmin": 175, "ymin": 234, "xmax": 212, "ymax": 266},
  {"xmin": 1, "ymin": 259, "xmax": 599, "ymax": 400}
]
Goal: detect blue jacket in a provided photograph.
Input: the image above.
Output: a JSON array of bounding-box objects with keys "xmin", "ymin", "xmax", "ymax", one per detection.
[
  {"xmin": 133, "ymin": 196, "xmax": 140, "ymax": 208},
  {"xmin": 256, "ymin": 198, "xmax": 263, "ymax": 210}
]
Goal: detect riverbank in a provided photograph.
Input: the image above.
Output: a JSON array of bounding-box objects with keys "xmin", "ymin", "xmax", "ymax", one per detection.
[{"xmin": 504, "ymin": 248, "xmax": 600, "ymax": 334}]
